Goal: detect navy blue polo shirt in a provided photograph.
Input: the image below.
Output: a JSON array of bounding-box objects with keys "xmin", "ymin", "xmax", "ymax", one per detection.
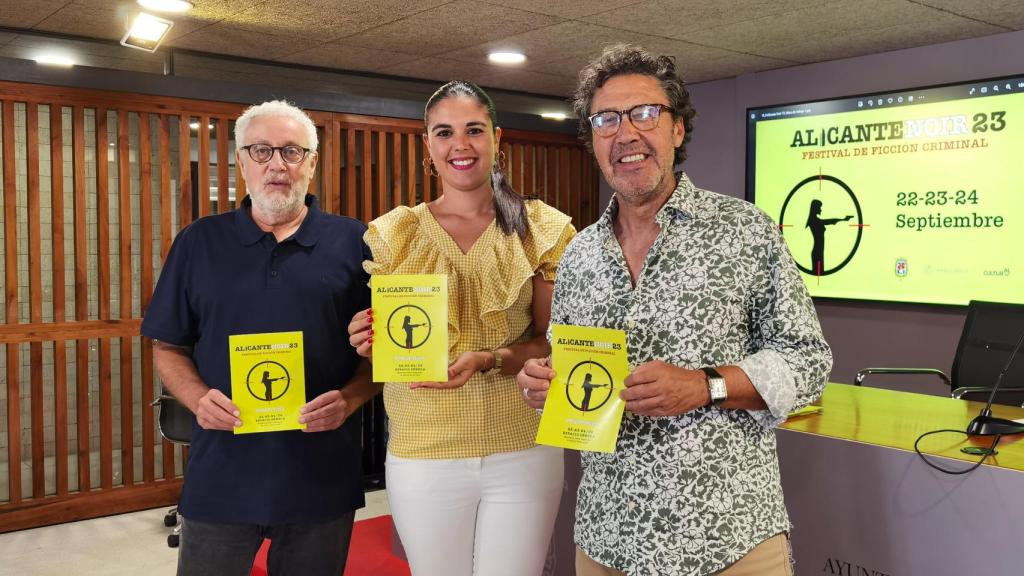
[{"xmin": 141, "ymin": 194, "xmax": 369, "ymax": 525}]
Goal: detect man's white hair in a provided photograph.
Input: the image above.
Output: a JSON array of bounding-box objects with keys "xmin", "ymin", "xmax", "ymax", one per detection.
[{"xmin": 234, "ymin": 100, "xmax": 318, "ymax": 152}]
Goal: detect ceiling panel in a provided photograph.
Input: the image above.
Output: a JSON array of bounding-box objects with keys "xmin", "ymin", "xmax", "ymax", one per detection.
[
  {"xmin": 482, "ymin": 0, "xmax": 646, "ymax": 19},
  {"xmin": 0, "ymin": 0, "xmax": 1020, "ymax": 99},
  {"xmin": 915, "ymin": 0, "xmax": 1024, "ymax": 30},
  {"xmin": 443, "ymin": 21, "xmax": 650, "ymax": 65},
  {"xmin": 0, "ymin": 0, "xmax": 68, "ymax": 30},
  {"xmin": 474, "ymin": 68, "xmax": 576, "ymax": 96},
  {"xmin": 773, "ymin": 16, "xmax": 1001, "ymax": 64},
  {"xmin": 170, "ymin": 24, "xmax": 320, "ymax": 60},
  {"xmin": 213, "ymin": 0, "xmax": 449, "ymax": 39},
  {"xmin": 277, "ymin": 42, "xmax": 421, "ymax": 73},
  {"xmin": 536, "ymin": 33, "xmax": 782, "ymax": 82},
  {"xmin": 338, "ymin": 0, "xmax": 563, "ymax": 57},
  {"xmin": 682, "ymin": 0, "xmax": 1005, "ymax": 63},
  {"xmin": 33, "ymin": 1, "xmax": 133, "ymax": 40},
  {"xmin": 384, "ymin": 55, "xmax": 506, "ymax": 85},
  {"xmin": 579, "ymin": 0, "xmax": 831, "ymax": 39}
]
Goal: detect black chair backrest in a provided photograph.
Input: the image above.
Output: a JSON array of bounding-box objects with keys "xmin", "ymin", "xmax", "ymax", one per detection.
[
  {"xmin": 952, "ymin": 300, "xmax": 1024, "ymax": 406},
  {"xmin": 156, "ymin": 393, "xmax": 193, "ymax": 445}
]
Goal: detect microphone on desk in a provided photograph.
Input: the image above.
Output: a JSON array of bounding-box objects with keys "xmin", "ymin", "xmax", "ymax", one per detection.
[{"xmin": 965, "ymin": 326, "xmax": 1024, "ymax": 436}]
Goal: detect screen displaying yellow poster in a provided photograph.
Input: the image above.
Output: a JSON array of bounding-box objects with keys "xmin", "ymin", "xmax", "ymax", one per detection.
[
  {"xmin": 748, "ymin": 80, "xmax": 1024, "ymax": 305},
  {"xmin": 371, "ymin": 274, "xmax": 448, "ymax": 382},
  {"xmin": 536, "ymin": 324, "xmax": 628, "ymax": 453},
  {"xmin": 228, "ymin": 331, "xmax": 306, "ymax": 434}
]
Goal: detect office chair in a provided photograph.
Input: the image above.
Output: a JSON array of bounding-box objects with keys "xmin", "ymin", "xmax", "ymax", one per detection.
[
  {"xmin": 152, "ymin": 389, "xmax": 193, "ymax": 548},
  {"xmin": 856, "ymin": 300, "xmax": 1024, "ymax": 407}
]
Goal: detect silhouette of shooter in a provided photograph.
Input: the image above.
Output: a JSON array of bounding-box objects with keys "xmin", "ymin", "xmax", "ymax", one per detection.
[
  {"xmin": 806, "ymin": 199, "xmax": 852, "ymax": 275},
  {"xmin": 401, "ymin": 315, "xmax": 426, "ymax": 349},
  {"xmin": 579, "ymin": 372, "xmax": 610, "ymax": 411},
  {"xmin": 261, "ymin": 370, "xmax": 285, "ymax": 400}
]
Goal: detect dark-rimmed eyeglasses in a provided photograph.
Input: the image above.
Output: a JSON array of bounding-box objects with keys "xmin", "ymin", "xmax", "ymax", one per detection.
[
  {"xmin": 240, "ymin": 144, "xmax": 312, "ymax": 165},
  {"xmin": 588, "ymin": 104, "xmax": 673, "ymax": 137}
]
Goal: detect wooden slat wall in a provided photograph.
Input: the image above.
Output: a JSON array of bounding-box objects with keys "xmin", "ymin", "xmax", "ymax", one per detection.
[
  {"xmin": 3, "ymin": 99, "xmax": 21, "ymax": 506},
  {"xmin": 71, "ymin": 105, "xmax": 89, "ymax": 496},
  {"xmin": 0, "ymin": 80, "xmax": 598, "ymax": 533},
  {"xmin": 138, "ymin": 114, "xmax": 155, "ymax": 485},
  {"xmin": 51, "ymin": 106, "xmax": 69, "ymax": 497},
  {"xmin": 27, "ymin": 103, "xmax": 44, "ymax": 499}
]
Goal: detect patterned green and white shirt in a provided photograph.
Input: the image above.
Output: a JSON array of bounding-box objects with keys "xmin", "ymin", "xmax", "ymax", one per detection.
[{"xmin": 553, "ymin": 173, "xmax": 831, "ymax": 575}]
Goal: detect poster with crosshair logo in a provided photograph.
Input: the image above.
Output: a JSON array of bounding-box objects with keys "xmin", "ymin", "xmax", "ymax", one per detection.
[
  {"xmin": 228, "ymin": 331, "xmax": 306, "ymax": 434},
  {"xmin": 536, "ymin": 325, "xmax": 628, "ymax": 453},
  {"xmin": 371, "ymin": 274, "xmax": 448, "ymax": 382}
]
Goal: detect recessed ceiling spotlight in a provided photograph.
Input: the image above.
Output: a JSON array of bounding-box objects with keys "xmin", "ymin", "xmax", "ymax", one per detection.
[
  {"xmin": 137, "ymin": 0, "xmax": 193, "ymax": 13},
  {"xmin": 34, "ymin": 54, "xmax": 75, "ymax": 67},
  {"xmin": 540, "ymin": 112, "xmax": 567, "ymax": 121},
  {"xmin": 488, "ymin": 51, "xmax": 526, "ymax": 65},
  {"xmin": 121, "ymin": 12, "xmax": 174, "ymax": 52}
]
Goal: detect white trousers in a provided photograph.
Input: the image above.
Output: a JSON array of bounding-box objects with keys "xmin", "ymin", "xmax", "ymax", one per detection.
[{"xmin": 386, "ymin": 445, "xmax": 564, "ymax": 576}]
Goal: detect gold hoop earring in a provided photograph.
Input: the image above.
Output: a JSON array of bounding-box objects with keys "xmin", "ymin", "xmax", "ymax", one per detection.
[
  {"xmin": 422, "ymin": 157, "xmax": 438, "ymax": 177},
  {"xmin": 495, "ymin": 150, "xmax": 507, "ymax": 171}
]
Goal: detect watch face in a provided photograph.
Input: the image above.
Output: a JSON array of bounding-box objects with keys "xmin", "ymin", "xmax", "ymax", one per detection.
[{"xmin": 709, "ymin": 378, "xmax": 728, "ymax": 402}]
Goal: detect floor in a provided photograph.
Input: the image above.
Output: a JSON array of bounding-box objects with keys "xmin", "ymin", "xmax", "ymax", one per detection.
[{"xmin": 0, "ymin": 489, "xmax": 391, "ymax": 576}]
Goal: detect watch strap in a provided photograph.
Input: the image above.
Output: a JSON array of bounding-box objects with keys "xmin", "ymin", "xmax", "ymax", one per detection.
[{"xmin": 484, "ymin": 350, "xmax": 503, "ymax": 374}]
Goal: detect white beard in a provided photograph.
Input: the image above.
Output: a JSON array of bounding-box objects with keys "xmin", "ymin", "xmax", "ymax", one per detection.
[{"xmin": 250, "ymin": 186, "xmax": 305, "ymax": 223}]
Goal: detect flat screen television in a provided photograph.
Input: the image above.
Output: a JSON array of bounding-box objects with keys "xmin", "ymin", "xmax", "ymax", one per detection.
[{"xmin": 746, "ymin": 74, "xmax": 1024, "ymax": 306}]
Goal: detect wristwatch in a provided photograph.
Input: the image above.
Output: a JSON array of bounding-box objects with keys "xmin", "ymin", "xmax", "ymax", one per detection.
[
  {"xmin": 484, "ymin": 350, "xmax": 503, "ymax": 374},
  {"xmin": 701, "ymin": 367, "xmax": 728, "ymax": 407}
]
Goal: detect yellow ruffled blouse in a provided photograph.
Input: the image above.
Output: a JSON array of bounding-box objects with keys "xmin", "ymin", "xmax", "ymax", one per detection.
[{"xmin": 363, "ymin": 200, "xmax": 575, "ymax": 459}]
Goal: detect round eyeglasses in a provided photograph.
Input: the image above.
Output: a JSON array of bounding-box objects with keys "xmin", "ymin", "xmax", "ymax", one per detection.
[
  {"xmin": 240, "ymin": 143, "xmax": 313, "ymax": 164},
  {"xmin": 588, "ymin": 104, "xmax": 673, "ymax": 137}
]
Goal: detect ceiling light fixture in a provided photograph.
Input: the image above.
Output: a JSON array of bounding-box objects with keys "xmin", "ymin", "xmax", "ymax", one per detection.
[
  {"xmin": 137, "ymin": 0, "xmax": 194, "ymax": 12},
  {"xmin": 121, "ymin": 12, "xmax": 174, "ymax": 52},
  {"xmin": 540, "ymin": 112, "xmax": 567, "ymax": 121},
  {"xmin": 34, "ymin": 54, "xmax": 75, "ymax": 67},
  {"xmin": 488, "ymin": 51, "xmax": 526, "ymax": 65}
]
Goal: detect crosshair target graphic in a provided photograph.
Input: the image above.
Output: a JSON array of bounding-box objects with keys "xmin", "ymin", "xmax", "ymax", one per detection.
[
  {"xmin": 245, "ymin": 360, "xmax": 291, "ymax": 402},
  {"xmin": 778, "ymin": 173, "xmax": 864, "ymax": 276},
  {"xmin": 565, "ymin": 360, "xmax": 614, "ymax": 412},
  {"xmin": 386, "ymin": 304, "xmax": 433, "ymax": 350}
]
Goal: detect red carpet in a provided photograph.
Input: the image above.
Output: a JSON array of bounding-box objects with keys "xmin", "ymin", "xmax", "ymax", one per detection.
[{"xmin": 250, "ymin": 515, "xmax": 411, "ymax": 576}]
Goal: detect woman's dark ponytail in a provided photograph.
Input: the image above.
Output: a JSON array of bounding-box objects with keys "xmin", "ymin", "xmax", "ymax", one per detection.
[{"xmin": 491, "ymin": 164, "xmax": 528, "ymax": 237}]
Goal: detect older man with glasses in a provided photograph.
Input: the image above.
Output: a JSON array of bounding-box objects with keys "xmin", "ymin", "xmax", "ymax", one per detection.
[
  {"xmin": 142, "ymin": 100, "xmax": 379, "ymax": 576},
  {"xmin": 518, "ymin": 45, "xmax": 833, "ymax": 576}
]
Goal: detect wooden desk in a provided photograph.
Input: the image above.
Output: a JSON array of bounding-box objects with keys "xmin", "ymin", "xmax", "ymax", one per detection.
[
  {"xmin": 778, "ymin": 383, "xmax": 1024, "ymax": 576},
  {"xmin": 782, "ymin": 383, "xmax": 1024, "ymax": 470}
]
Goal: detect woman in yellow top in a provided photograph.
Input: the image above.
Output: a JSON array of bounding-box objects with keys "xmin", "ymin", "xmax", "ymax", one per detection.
[{"xmin": 347, "ymin": 80, "xmax": 575, "ymax": 576}]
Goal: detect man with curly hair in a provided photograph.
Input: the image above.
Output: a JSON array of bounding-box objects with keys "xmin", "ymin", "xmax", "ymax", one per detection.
[{"xmin": 519, "ymin": 45, "xmax": 832, "ymax": 576}]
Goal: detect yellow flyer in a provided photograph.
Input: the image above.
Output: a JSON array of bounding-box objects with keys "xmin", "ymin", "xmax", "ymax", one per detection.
[
  {"xmin": 228, "ymin": 331, "xmax": 306, "ymax": 434},
  {"xmin": 371, "ymin": 274, "xmax": 448, "ymax": 382},
  {"xmin": 536, "ymin": 324, "xmax": 628, "ymax": 453}
]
